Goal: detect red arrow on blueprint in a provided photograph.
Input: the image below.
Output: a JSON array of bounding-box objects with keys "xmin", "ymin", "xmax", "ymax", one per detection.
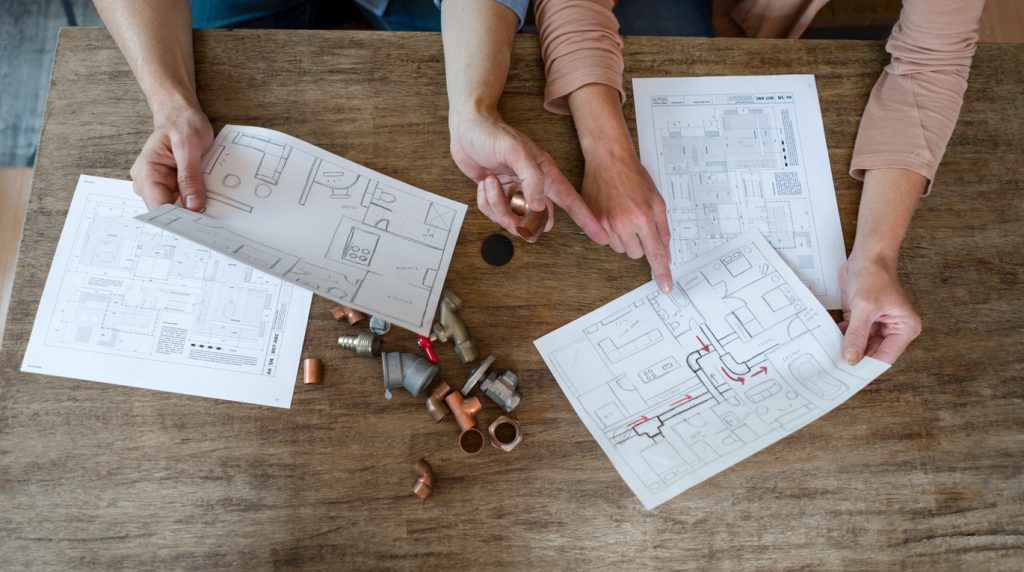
[
  {"xmin": 721, "ymin": 367, "xmax": 745, "ymax": 384},
  {"xmin": 696, "ymin": 335, "xmax": 710, "ymax": 352},
  {"xmin": 751, "ymin": 365, "xmax": 768, "ymax": 377}
]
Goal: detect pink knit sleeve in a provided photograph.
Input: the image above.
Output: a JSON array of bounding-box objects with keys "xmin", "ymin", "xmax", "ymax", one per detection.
[
  {"xmin": 850, "ymin": 0, "xmax": 985, "ymax": 190},
  {"xmin": 535, "ymin": 0, "xmax": 624, "ymax": 115}
]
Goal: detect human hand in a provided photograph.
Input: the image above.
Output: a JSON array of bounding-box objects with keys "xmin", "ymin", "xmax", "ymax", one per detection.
[
  {"xmin": 130, "ymin": 105, "xmax": 214, "ymax": 211},
  {"xmin": 838, "ymin": 256, "xmax": 922, "ymax": 365},
  {"xmin": 580, "ymin": 151, "xmax": 673, "ymax": 293},
  {"xmin": 449, "ymin": 110, "xmax": 608, "ymax": 244}
]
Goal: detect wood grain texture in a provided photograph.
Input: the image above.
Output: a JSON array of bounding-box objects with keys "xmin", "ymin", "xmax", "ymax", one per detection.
[{"xmin": 1, "ymin": 28, "xmax": 1022, "ymax": 570}]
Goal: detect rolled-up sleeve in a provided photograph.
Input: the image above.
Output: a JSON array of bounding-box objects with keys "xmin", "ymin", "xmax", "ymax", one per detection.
[
  {"xmin": 434, "ymin": 0, "xmax": 530, "ymax": 29},
  {"xmin": 535, "ymin": 0, "xmax": 624, "ymax": 115},
  {"xmin": 850, "ymin": 0, "xmax": 985, "ymax": 191}
]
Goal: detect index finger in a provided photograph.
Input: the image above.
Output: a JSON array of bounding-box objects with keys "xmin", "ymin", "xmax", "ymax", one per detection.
[
  {"xmin": 639, "ymin": 226, "xmax": 673, "ymax": 293},
  {"xmin": 538, "ymin": 161, "xmax": 609, "ymax": 245}
]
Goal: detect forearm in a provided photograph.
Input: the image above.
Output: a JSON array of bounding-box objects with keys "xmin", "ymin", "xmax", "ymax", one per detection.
[
  {"xmin": 850, "ymin": 168, "xmax": 926, "ymax": 267},
  {"xmin": 93, "ymin": 0, "xmax": 199, "ymax": 123},
  {"xmin": 567, "ymin": 83, "xmax": 635, "ymax": 161},
  {"xmin": 441, "ymin": 0, "xmax": 519, "ymax": 121}
]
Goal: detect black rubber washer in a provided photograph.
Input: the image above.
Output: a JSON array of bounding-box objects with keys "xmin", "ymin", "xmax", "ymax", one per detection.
[{"xmin": 481, "ymin": 234, "xmax": 514, "ymax": 266}]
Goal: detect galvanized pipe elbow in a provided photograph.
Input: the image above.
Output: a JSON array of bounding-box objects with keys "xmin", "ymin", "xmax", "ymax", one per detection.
[{"xmin": 381, "ymin": 352, "xmax": 438, "ymax": 399}]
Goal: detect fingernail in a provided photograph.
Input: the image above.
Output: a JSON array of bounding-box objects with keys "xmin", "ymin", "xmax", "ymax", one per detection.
[
  {"xmin": 185, "ymin": 195, "xmax": 198, "ymax": 209},
  {"xmin": 843, "ymin": 348, "xmax": 860, "ymax": 365},
  {"xmin": 660, "ymin": 281, "xmax": 673, "ymax": 294}
]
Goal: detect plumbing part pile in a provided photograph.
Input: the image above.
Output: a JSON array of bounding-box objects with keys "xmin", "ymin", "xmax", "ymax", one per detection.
[{"xmin": 318, "ymin": 289, "xmax": 525, "ymax": 501}]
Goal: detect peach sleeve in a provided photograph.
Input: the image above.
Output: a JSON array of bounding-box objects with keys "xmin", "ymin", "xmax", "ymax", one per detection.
[
  {"xmin": 850, "ymin": 0, "xmax": 984, "ymax": 189},
  {"xmin": 534, "ymin": 0, "xmax": 624, "ymax": 115}
]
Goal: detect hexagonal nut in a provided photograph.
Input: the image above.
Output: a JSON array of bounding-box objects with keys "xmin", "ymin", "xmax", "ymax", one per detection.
[{"xmin": 487, "ymin": 416, "xmax": 522, "ymax": 452}]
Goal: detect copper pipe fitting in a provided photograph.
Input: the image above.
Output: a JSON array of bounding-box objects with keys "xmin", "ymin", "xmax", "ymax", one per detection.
[
  {"xmin": 412, "ymin": 458, "xmax": 434, "ymax": 500},
  {"xmin": 302, "ymin": 358, "xmax": 322, "ymax": 385},
  {"xmin": 425, "ymin": 382, "xmax": 452, "ymax": 423},
  {"xmin": 488, "ymin": 416, "xmax": 522, "ymax": 452},
  {"xmin": 331, "ymin": 304, "xmax": 366, "ymax": 325},
  {"xmin": 443, "ymin": 391, "xmax": 483, "ymax": 432},
  {"xmin": 459, "ymin": 428, "xmax": 485, "ymax": 455},
  {"xmin": 430, "ymin": 289, "xmax": 477, "ymax": 364},
  {"xmin": 509, "ymin": 192, "xmax": 548, "ymax": 243}
]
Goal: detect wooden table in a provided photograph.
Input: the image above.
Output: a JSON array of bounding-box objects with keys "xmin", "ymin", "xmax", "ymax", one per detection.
[{"xmin": 2, "ymin": 28, "xmax": 1022, "ymax": 569}]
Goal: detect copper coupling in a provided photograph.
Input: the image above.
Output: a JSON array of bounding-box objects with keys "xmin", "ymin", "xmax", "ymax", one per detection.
[
  {"xmin": 444, "ymin": 391, "xmax": 485, "ymax": 454},
  {"xmin": 412, "ymin": 458, "xmax": 434, "ymax": 500},
  {"xmin": 488, "ymin": 416, "xmax": 522, "ymax": 452},
  {"xmin": 509, "ymin": 192, "xmax": 548, "ymax": 243},
  {"xmin": 302, "ymin": 358, "xmax": 322, "ymax": 385},
  {"xmin": 331, "ymin": 304, "xmax": 366, "ymax": 325}
]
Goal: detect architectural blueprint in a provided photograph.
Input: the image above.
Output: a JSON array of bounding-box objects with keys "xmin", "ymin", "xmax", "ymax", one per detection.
[
  {"xmin": 137, "ymin": 125, "xmax": 467, "ymax": 335},
  {"xmin": 534, "ymin": 230, "xmax": 888, "ymax": 509},
  {"xmin": 633, "ymin": 75, "xmax": 846, "ymax": 308},
  {"xmin": 21, "ymin": 176, "xmax": 312, "ymax": 408}
]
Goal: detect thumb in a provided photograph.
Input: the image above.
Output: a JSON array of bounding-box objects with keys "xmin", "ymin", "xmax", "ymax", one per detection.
[
  {"xmin": 841, "ymin": 305, "xmax": 875, "ymax": 365},
  {"xmin": 172, "ymin": 137, "xmax": 207, "ymax": 211}
]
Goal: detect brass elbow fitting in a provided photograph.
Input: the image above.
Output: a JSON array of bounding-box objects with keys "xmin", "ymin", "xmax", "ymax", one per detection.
[
  {"xmin": 425, "ymin": 382, "xmax": 452, "ymax": 422},
  {"xmin": 444, "ymin": 391, "xmax": 485, "ymax": 455},
  {"xmin": 412, "ymin": 458, "xmax": 434, "ymax": 500},
  {"xmin": 430, "ymin": 289, "xmax": 477, "ymax": 363},
  {"xmin": 509, "ymin": 191, "xmax": 548, "ymax": 243},
  {"xmin": 331, "ymin": 304, "xmax": 366, "ymax": 325}
]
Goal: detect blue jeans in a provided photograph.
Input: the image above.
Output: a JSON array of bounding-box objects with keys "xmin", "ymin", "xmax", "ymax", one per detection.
[{"xmin": 189, "ymin": 0, "xmax": 712, "ymax": 36}]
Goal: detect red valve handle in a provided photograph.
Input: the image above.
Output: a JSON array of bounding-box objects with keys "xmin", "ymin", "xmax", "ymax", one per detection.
[{"xmin": 417, "ymin": 335, "xmax": 438, "ymax": 364}]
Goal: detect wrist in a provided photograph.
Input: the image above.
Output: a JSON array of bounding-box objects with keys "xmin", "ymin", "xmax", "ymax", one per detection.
[
  {"xmin": 150, "ymin": 91, "xmax": 202, "ymax": 126},
  {"xmin": 568, "ymin": 84, "xmax": 635, "ymax": 160}
]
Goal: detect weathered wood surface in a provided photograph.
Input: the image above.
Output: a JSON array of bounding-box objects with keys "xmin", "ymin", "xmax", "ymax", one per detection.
[{"xmin": 1, "ymin": 28, "xmax": 1022, "ymax": 570}]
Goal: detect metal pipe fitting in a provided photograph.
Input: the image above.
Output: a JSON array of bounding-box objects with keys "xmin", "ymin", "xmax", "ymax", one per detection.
[
  {"xmin": 443, "ymin": 391, "xmax": 483, "ymax": 432},
  {"xmin": 381, "ymin": 352, "xmax": 438, "ymax": 399},
  {"xmin": 337, "ymin": 330, "xmax": 382, "ymax": 357},
  {"xmin": 331, "ymin": 304, "xmax": 366, "ymax": 325},
  {"xmin": 369, "ymin": 316, "xmax": 391, "ymax": 335},
  {"xmin": 509, "ymin": 191, "xmax": 548, "ymax": 243},
  {"xmin": 459, "ymin": 428, "xmax": 485, "ymax": 455},
  {"xmin": 480, "ymin": 370, "xmax": 522, "ymax": 413},
  {"xmin": 425, "ymin": 382, "xmax": 452, "ymax": 422},
  {"xmin": 430, "ymin": 289, "xmax": 477, "ymax": 364},
  {"xmin": 303, "ymin": 358, "xmax": 322, "ymax": 385},
  {"xmin": 463, "ymin": 354, "xmax": 496, "ymax": 395},
  {"xmin": 488, "ymin": 416, "xmax": 522, "ymax": 452},
  {"xmin": 412, "ymin": 458, "xmax": 434, "ymax": 500}
]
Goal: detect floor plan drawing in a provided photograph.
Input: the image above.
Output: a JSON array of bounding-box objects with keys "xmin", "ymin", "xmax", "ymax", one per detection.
[
  {"xmin": 534, "ymin": 230, "xmax": 888, "ymax": 509},
  {"xmin": 633, "ymin": 75, "xmax": 847, "ymax": 308},
  {"xmin": 139, "ymin": 125, "xmax": 466, "ymax": 335},
  {"xmin": 22, "ymin": 176, "xmax": 312, "ymax": 408}
]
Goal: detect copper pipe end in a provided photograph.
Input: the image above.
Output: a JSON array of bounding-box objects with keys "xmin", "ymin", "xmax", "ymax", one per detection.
[
  {"xmin": 412, "ymin": 458, "xmax": 434, "ymax": 500},
  {"xmin": 509, "ymin": 192, "xmax": 548, "ymax": 243},
  {"xmin": 302, "ymin": 358, "xmax": 322, "ymax": 385},
  {"xmin": 425, "ymin": 382, "xmax": 452, "ymax": 423},
  {"xmin": 459, "ymin": 428, "xmax": 485, "ymax": 455},
  {"xmin": 331, "ymin": 304, "xmax": 367, "ymax": 326},
  {"xmin": 444, "ymin": 391, "xmax": 483, "ymax": 432},
  {"xmin": 488, "ymin": 416, "xmax": 522, "ymax": 452}
]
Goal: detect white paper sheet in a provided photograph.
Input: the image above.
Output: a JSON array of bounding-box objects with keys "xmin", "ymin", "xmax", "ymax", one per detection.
[
  {"xmin": 21, "ymin": 175, "xmax": 312, "ymax": 408},
  {"xmin": 534, "ymin": 230, "xmax": 888, "ymax": 509},
  {"xmin": 633, "ymin": 75, "xmax": 846, "ymax": 308},
  {"xmin": 138, "ymin": 125, "xmax": 467, "ymax": 335}
]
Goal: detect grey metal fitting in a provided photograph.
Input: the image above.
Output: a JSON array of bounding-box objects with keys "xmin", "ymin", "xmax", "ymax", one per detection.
[
  {"xmin": 369, "ymin": 316, "xmax": 391, "ymax": 335},
  {"xmin": 430, "ymin": 289, "xmax": 477, "ymax": 364},
  {"xmin": 337, "ymin": 330, "xmax": 382, "ymax": 357},
  {"xmin": 381, "ymin": 352, "xmax": 438, "ymax": 400},
  {"xmin": 462, "ymin": 355, "xmax": 496, "ymax": 396},
  {"xmin": 480, "ymin": 370, "xmax": 521, "ymax": 413}
]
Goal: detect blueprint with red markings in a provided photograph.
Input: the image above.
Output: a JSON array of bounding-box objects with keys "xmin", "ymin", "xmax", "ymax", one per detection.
[{"xmin": 535, "ymin": 230, "xmax": 887, "ymax": 509}]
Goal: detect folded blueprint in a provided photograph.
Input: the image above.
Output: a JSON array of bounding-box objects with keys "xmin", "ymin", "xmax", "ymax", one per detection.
[
  {"xmin": 535, "ymin": 230, "xmax": 888, "ymax": 509},
  {"xmin": 138, "ymin": 125, "xmax": 467, "ymax": 335}
]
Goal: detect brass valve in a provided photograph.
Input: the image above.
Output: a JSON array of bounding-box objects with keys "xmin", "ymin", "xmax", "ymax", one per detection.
[{"xmin": 430, "ymin": 289, "xmax": 477, "ymax": 364}]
